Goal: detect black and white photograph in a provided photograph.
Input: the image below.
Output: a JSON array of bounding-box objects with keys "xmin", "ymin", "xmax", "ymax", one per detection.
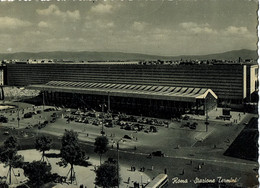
[{"xmin": 0, "ymin": 0, "xmax": 258, "ymax": 187}]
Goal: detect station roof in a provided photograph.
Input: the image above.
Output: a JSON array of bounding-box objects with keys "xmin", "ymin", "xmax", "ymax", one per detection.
[{"xmin": 27, "ymin": 81, "xmax": 218, "ymax": 102}]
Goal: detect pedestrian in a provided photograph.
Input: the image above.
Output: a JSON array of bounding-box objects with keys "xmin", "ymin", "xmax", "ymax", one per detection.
[
  {"xmin": 190, "ymin": 160, "xmax": 193, "ymax": 165},
  {"xmin": 151, "ymin": 165, "xmax": 154, "ymax": 171},
  {"xmin": 128, "ymin": 177, "xmax": 130, "ymax": 184},
  {"xmin": 164, "ymin": 168, "xmax": 167, "ymax": 174},
  {"xmin": 181, "ymin": 169, "xmax": 185, "ymax": 175}
]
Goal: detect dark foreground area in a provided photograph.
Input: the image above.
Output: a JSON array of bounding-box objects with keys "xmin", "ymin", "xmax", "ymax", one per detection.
[{"xmin": 224, "ymin": 117, "xmax": 258, "ymax": 161}]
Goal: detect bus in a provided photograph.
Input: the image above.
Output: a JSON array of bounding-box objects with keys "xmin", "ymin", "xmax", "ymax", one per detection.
[{"xmin": 146, "ymin": 174, "xmax": 168, "ymax": 188}]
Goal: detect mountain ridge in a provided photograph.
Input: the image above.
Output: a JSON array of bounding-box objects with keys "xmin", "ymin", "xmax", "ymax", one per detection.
[{"xmin": 0, "ymin": 49, "xmax": 257, "ymax": 61}]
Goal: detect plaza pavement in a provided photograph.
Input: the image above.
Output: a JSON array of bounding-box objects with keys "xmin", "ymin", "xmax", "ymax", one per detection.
[
  {"xmin": 0, "ymin": 101, "xmax": 258, "ymax": 187},
  {"xmin": 0, "ymin": 149, "xmax": 150, "ymax": 188}
]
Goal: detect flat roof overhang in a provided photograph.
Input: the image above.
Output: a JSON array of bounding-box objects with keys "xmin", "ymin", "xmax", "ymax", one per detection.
[{"xmin": 26, "ymin": 81, "xmax": 218, "ymax": 103}]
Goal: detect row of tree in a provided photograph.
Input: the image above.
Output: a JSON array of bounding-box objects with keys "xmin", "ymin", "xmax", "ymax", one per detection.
[{"xmin": 0, "ymin": 130, "xmax": 120, "ymax": 188}]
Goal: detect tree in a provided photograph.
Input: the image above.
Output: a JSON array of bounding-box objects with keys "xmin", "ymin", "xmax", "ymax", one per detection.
[
  {"xmin": 0, "ymin": 136, "xmax": 23, "ymax": 185},
  {"xmin": 94, "ymin": 136, "xmax": 108, "ymax": 165},
  {"xmin": 35, "ymin": 135, "xmax": 52, "ymax": 162},
  {"xmin": 95, "ymin": 163, "xmax": 120, "ymax": 188},
  {"xmin": 23, "ymin": 161, "xmax": 52, "ymax": 187},
  {"xmin": 60, "ymin": 130, "xmax": 86, "ymax": 184}
]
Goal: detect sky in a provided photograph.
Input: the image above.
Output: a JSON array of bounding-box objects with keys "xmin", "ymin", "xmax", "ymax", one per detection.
[{"xmin": 0, "ymin": 0, "xmax": 258, "ymax": 56}]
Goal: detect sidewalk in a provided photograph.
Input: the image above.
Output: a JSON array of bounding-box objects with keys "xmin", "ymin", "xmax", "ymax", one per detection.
[{"xmin": 188, "ymin": 107, "xmax": 249, "ymax": 124}]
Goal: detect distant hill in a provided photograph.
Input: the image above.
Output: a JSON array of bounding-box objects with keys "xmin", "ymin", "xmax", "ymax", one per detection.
[
  {"xmin": 173, "ymin": 49, "xmax": 258, "ymax": 61},
  {"xmin": 0, "ymin": 49, "xmax": 257, "ymax": 61}
]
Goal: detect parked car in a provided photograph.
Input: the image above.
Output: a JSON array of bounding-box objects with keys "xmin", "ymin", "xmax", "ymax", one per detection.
[
  {"xmin": 51, "ymin": 113, "xmax": 57, "ymax": 117},
  {"xmin": 24, "ymin": 112, "xmax": 34, "ymax": 118},
  {"xmin": 189, "ymin": 122, "xmax": 197, "ymax": 129},
  {"xmin": 105, "ymin": 157, "xmax": 117, "ymax": 164},
  {"xmin": 50, "ymin": 118, "xmax": 56, "ymax": 123},
  {"xmin": 36, "ymin": 110, "xmax": 42, "ymax": 114},
  {"xmin": 123, "ymin": 135, "xmax": 132, "ymax": 139},
  {"xmin": 0, "ymin": 116, "xmax": 8, "ymax": 123},
  {"xmin": 151, "ymin": 151, "xmax": 165, "ymax": 157},
  {"xmin": 183, "ymin": 115, "xmax": 190, "ymax": 120}
]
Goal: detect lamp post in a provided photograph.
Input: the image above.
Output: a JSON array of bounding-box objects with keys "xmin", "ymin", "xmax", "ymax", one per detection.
[
  {"xmin": 116, "ymin": 138, "xmax": 122, "ymax": 188},
  {"xmin": 204, "ymin": 97, "xmax": 209, "ymax": 132},
  {"xmin": 42, "ymin": 90, "xmax": 45, "ymax": 111},
  {"xmin": 140, "ymin": 172, "xmax": 143, "ymax": 188},
  {"xmin": 99, "ymin": 103, "xmax": 106, "ymax": 136},
  {"xmin": 17, "ymin": 107, "xmax": 20, "ymax": 128}
]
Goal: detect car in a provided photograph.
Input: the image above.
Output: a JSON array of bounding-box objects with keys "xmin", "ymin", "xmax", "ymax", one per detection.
[
  {"xmin": 124, "ymin": 125, "xmax": 132, "ymax": 130},
  {"xmin": 105, "ymin": 157, "xmax": 117, "ymax": 164},
  {"xmin": 50, "ymin": 118, "xmax": 56, "ymax": 123},
  {"xmin": 189, "ymin": 122, "xmax": 197, "ymax": 129},
  {"xmin": 43, "ymin": 120, "xmax": 49, "ymax": 125},
  {"xmin": 183, "ymin": 122, "xmax": 190, "ymax": 127},
  {"xmin": 51, "ymin": 113, "xmax": 57, "ymax": 117},
  {"xmin": 183, "ymin": 116, "xmax": 189, "ymax": 120},
  {"xmin": 25, "ymin": 125, "xmax": 33, "ymax": 129},
  {"xmin": 151, "ymin": 151, "xmax": 164, "ymax": 157},
  {"xmin": 123, "ymin": 135, "xmax": 132, "ymax": 139},
  {"xmin": 24, "ymin": 112, "xmax": 34, "ymax": 118},
  {"xmin": 3, "ymin": 131, "xmax": 9, "ymax": 135},
  {"xmin": 0, "ymin": 116, "xmax": 8, "ymax": 123},
  {"xmin": 150, "ymin": 125, "xmax": 157, "ymax": 132},
  {"xmin": 83, "ymin": 119, "xmax": 89, "ymax": 124}
]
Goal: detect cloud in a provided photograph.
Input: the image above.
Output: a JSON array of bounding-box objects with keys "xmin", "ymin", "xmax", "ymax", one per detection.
[
  {"xmin": 132, "ymin": 21, "xmax": 148, "ymax": 31},
  {"xmin": 7, "ymin": 48, "xmax": 12, "ymax": 52},
  {"xmin": 90, "ymin": 3, "xmax": 113, "ymax": 14},
  {"xmin": 38, "ymin": 21, "xmax": 49, "ymax": 28},
  {"xmin": 179, "ymin": 22, "xmax": 252, "ymax": 38},
  {"xmin": 84, "ymin": 18, "xmax": 114, "ymax": 30},
  {"xmin": 0, "ymin": 17, "xmax": 31, "ymax": 29},
  {"xmin": 180, "ymin": 22, "xmax": 216, "ymax": 34},
  {"xmin": 36, "ymin": 5, "xmax": 80, "ymax": 21},
  {"xmin": 224, "ymin": 26, "xmax": 249, "ymax": 35}
]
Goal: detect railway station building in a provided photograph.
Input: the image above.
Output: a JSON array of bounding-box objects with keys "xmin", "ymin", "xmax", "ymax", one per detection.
[{"xmin": 27, "ymin": 81, "xmax": 218, "ymax": 118}]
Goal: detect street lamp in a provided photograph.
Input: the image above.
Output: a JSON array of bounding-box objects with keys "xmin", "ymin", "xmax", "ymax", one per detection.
[
  {"xmin": 204, "ymin": 97, "xmax": 209, "ymax": 132},
  {"xmin": 42, "ymin": 89, "xmax": 45, "ymax": 111},
  {"xmin": 140, "ymin": 172, "xmax": 143, "ymax": 187},
  {"xmin": 116, "ymin": 138, "xmax": 123, "ymax": 188},
  {"xmin": 99, "ymin": 103, "xmax": 106, "ymax": 136},
  {"xmin": 17, "ymin": 107, "xmax": 20, "ymax": 128},
  {"xmin": 17, "ymin": 88, "xmax": 25, "ymax": 128}
]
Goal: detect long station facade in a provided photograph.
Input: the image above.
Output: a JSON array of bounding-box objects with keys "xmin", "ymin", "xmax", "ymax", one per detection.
[{"xmin": 2, "ymin": 62, "xmax": 258, "ymax": 118}]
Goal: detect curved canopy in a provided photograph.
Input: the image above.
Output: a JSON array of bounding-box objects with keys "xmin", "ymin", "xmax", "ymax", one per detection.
[{"xmin": 27, "ymin": 81, "xmax": 218, "ymax": 102}]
